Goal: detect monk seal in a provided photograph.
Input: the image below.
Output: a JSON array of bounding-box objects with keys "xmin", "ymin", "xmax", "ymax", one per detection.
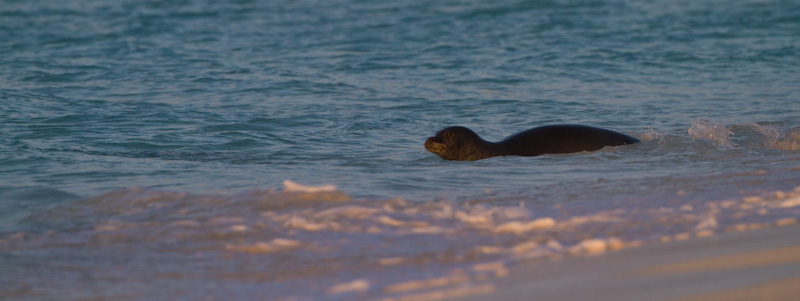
[{"xmin": 425, "ymin": 125, "xmax": 640, "ymax": 161}]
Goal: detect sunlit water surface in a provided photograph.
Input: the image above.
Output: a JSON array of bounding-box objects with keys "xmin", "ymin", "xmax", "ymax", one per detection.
[{"xmin": 2, "ymin": 0, "xmax": 799, "ymax": 299}]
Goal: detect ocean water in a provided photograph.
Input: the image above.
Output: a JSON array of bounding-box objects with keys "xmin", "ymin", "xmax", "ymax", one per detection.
[{"xmin": 2, "ymin": 0, "xmax": 800, "ymax": 300}]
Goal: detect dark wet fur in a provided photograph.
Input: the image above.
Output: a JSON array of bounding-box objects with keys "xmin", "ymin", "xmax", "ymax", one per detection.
[{"xmin": 425, "ymin": 125, "xmax": 640, "ymax": 161}]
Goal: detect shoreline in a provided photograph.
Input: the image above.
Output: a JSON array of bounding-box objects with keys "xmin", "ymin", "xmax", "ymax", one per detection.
[{"xmin": 458, "ymin": 223, "xmax": 800, "ymax": 301}]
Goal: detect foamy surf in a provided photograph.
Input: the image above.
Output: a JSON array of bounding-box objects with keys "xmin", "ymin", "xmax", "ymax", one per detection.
[
  {"xmin": 688, "ymin": 117, "xmax": 733, "ymax": 146},
  {"xmin": 283, "ymin": 180, "xmax": 338, "ymax": 193},
  {"xmin": 4, "ymin": 177, "xmax": 800, "ymax": 300},
  {"xmin": 688, "ymin": 117, "xmax": 800, "ymax": 150}
]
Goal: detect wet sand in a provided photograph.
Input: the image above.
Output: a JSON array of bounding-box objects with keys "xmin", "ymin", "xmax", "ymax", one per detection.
[{"xmin": 459, "ymin": 224, "xmax": 800, "ymax": 301}]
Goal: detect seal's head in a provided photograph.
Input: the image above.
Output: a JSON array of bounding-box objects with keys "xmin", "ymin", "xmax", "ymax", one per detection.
[{"xmin": 425, "ymin": 126, "xmax": 488, "ymax": 161}]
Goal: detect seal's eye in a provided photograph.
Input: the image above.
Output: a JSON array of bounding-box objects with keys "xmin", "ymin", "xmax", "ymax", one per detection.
[{"xmin": 443, "ymin": 132, "xmax": 453, "ymax": 138}]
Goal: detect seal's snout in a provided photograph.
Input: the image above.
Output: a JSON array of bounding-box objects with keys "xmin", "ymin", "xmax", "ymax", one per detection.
[{"xmin": 425, "ymin": 136, "xmax": 446, "ymax": 154}]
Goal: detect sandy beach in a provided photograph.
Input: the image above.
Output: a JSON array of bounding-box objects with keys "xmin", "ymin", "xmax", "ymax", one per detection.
[{"xmin": 460, "ymin": 224, "xmax": 800, "ymax": 301}]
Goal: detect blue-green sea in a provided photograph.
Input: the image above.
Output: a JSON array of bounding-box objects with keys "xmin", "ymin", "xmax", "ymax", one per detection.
[{"xmin": 2, "ymin": 0, "xmax": 800, "ymax": 300}]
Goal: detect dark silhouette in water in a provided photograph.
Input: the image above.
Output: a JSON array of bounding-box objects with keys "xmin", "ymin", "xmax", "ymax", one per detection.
[{"xmin": 425, "ymin": 125, "xmax": 640, "ymax": 161}]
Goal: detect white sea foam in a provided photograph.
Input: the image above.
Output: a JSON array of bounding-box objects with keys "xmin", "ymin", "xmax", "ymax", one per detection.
[
  {"xmin": 6, "ymin": 179, "xmax": 800, "ymax": 300},
  {"xmin": 689, "ymin": 118, "xmax": 800, "ymax": 151},
  {"xmin": 688, "ymin": 117, "xmax": 733, "ymax": 146},
  {"xmin": 494, "ymin": 217, "xmax": 555, "ymax": 234},
  {"xmin": 225, "ymin": 238, "xmax": 303, "ymax": 254},
  {"xmin": 327, "ymin": 279, "xmax": 370, "ymax": 294},
  {"xmin": 283, "ymin": 180, "xmax": 338, "ymax": 193}
]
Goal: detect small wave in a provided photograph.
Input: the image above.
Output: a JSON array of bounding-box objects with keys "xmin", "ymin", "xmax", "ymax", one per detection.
[
  {"xmin": 639, "ymin": 127, "xmax": 670, "ymax": 141},
  {"xmin": 0, "ymin": 187, "xmax": 79, "ymax": 234},
  {"xmin": 773, "ymin": 126, "xmax": 800, "ymax": 151},
  {"xmin": 688, "ymin": 117, "xmax": 800, "ymax": 151},
  {"xmin": 688, "ymin": 117, "xmax": 733, "ymax": 146}
]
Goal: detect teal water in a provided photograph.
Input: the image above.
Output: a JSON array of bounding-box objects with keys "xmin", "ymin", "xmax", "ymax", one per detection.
[{"xmin": 2, "ymin": 0, "xmax": 800, "ymax": 300}]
